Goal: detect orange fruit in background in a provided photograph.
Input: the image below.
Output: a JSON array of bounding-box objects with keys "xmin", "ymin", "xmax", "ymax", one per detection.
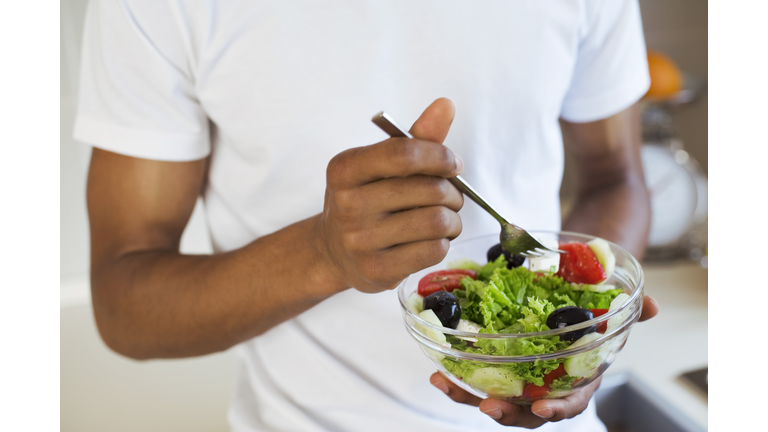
[{"xmin": 644, "ymin": 50, "xmax": 683, "ymax": 100}]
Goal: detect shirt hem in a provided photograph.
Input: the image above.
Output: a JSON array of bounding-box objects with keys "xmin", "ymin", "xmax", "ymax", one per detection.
[
  {"xmin": 559, "ymin": 72, "xmax": 651, "ymax": 123},
  {"xmin": 72, "ymin": 114, "xmax": 211, "ymax": 162}
]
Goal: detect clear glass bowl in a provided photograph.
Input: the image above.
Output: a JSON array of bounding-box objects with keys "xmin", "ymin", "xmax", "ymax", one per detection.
[{"xmin": 397, "ymin": 232, "xmax": 644, "ymax": 405}]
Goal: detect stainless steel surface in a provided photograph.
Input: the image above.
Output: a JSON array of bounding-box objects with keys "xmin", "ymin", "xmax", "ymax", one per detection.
[
  {"xmin": 595, "ymin": 374, "xmax": 707, "ymax": 432},
  {"xmin": 371, "ymin": 111, "xmax": 562, "ymax": 257}
]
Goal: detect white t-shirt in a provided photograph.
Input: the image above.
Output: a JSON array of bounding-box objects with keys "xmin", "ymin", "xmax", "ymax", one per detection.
[{"xmin": 75, "ymin": 1, "xmax": 649, "ymax": 430}]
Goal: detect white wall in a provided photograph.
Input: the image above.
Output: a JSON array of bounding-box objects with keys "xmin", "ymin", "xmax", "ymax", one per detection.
[
  {"xmin": 60, "ymin": 0, "xmax": 90, "ymax": 281},
  {"xmin": 61, "ymin": 2, "xmax": 232, "ymax": 431}
]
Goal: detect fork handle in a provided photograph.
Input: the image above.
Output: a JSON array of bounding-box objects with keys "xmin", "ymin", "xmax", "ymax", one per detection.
[
  {"xmin": 371, "ymin": 112, "xmax": 511, "ymax": 226},
  {"xmin": 446, "ymin": 176, "xmax": 510, "ymax": 226}
]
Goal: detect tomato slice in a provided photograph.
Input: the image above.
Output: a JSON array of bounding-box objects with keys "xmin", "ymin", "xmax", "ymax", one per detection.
[
  {"xmin": 556, "ymin": 242, "xmax": 607, "ymax": 284},
  {"xmin": 417, "ymin": 269, "xmax": 477, "ymax": 297},
  {"xmin": 590, "ymin": 309, "xmax": 609, "ymax": 334},
  {"xmin": 522, "ymin": 365, "xmax": 569, "ymax": 400},
  {"xmin": 543, "ymin": 364, "xmax": 568, "ymax": 386},
  {"xmin": 522, "ymin": 383, "xmax": 550, "ymax": 400}
]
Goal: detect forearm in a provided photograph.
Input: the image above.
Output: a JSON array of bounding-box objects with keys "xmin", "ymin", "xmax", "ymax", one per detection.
[
  {"xmin": 88, "ymin": 99, "xmax": 463, "ymax": 361},
  {"xmin": 92, "ymin": 215, "xmax": 340, "ymax": 359},
  {"xmin": 562, "ymin": 180, "xmax": 650, "ymax": 259}
]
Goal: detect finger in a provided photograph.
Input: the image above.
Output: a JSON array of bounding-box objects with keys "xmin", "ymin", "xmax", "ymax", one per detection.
[
  {"xmin": 429, "ymin": 372, "xmax": 483, "ymax": 407},
  {"xmin": 368, "ymin": 206, "xmax": 462, "ymax": 249},
  {"xmin": 350, "ymin": 176, "xmax": 464, "ymax": 214},
  {"xmin": 355, "ymin": 239, "xmax": 452, "ymax": 289},
  {"xmin": 477, "ymin": 399, "xmax": 547, "ymax": 428},
  {"xmin": 410, "ymin": 98, "xmax": 456, "ymax": 144},
  {"xmin": 639, "ymin": 296, "xmax": 659, "ymax": 322},
  {"xmin": 354, "ymin": 206, "xmax": 462, "ymax": 251},
  {"xmin": 529, "ymin": 376, "xmax": 602, "ymax": 422},
  {"xmin": 328, "ymin": 138, "xmax": 462, "ymax": 187}
]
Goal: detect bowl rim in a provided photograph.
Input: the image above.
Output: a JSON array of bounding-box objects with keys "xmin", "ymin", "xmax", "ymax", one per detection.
[{"xmin": 397, "ymin": 230, "xmax": 645, "ymax": 343}]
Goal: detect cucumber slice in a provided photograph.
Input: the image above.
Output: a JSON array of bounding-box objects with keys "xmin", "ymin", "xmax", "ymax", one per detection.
[
  {"xmin": 571, "ymin": 283, "xmax": 617, "ymax": 293},
  {"xmin": 417, "ymin": 309, "xmax": 447, "ymax": 345},
  {"xmin": 587, "ymin": 238, "xmax": 616, "ymax": 281},
  {"xmin": 406, "ymin": 292, "xmax": 424, "ymax": 314},
  {"xmin": 469, "ymin": 368, "xmax": 525, "ymax": 397},
  {"xmin": 447, "ymin": 258, "xmax": 483, "ymax": 273},
  {"xmin": 606, "ymin": 293, "xmax": 631, "ymax": 333},
  {"xmin": 564, "ymin": 333, "xmax": 609, "ymax": 378}
]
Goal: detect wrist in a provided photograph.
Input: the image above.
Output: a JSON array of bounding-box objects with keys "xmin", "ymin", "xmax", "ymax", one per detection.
[{"xmin": 306, "ymin": 214, "xmax": 350, "ymax": 297}]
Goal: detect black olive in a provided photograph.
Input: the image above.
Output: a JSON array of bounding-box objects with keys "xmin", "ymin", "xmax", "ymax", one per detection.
[
  {"xmin": 486, "ymin": 243, "xmax": 525, "ymax": 269},
  {"xmin": 423, "ymin": 291, "xmax": 462, "ymax": 329},
  {"xmin": 545, "ymin": 306, "xmax": 596, "ymax": 342}
]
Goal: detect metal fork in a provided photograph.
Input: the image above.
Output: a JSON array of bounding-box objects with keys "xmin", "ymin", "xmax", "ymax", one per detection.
[{"xmin": 372, "ymin": 111, "xmax": 563, "ymax": 257}]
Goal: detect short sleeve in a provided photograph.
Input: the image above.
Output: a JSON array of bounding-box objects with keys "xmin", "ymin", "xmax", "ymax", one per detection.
[
  {"xmin": 73, "ymin": 0, "xmax": 209, "ymax": 161},
  {"xmin": 560, "ymin": 0, "xmax": 650, "ymax": 123}
]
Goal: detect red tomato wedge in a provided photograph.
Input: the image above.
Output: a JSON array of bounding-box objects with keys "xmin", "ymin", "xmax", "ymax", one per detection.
[
  {"xmin": 556, "ymin": 242, "xmax": 607, "ymax": 284},
  {"xmin": 522, "ymin": 365, "xmax": 569, "ymax": 400},
  {"xmin": 417, "ymin": 269, "xmax": 477, "ymax": 297},
  {"xmin": 523, "ymin": 383, "xmax": 550, "ymax": 400},
  {"xmin": 543, "ymin": 364, "xmax": 568, "ymax": 386},
  {"xmin": 591, "ymin": 309, "xmax": 609, "ymax": 334}
]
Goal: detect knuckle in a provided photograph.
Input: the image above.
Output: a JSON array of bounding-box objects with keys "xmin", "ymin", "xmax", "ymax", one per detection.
[
  {"xmin": 333, "ymin": 189, "xmax": 359, "ymax": 214},
  {"xmin": 439, "ymin": 146, "xmax": 455, "ymax": 170},
  {"xmin": 392, "ymin": 139, "xmax": 421, "ymax": 168},
  {"xmin": 429, "ymin": 177, "xmax": 452, "ymax": 202},
  {"xmin": 341, "ymin": 231, "xmax": 365, "ymax": 253},
  {"xmin": 326, "ymin": 151, "xmax": 351, "ymax": 184},
  {"xmin": 427, "ymin": 207, "xmax": 453, "ymax": 235},
  {"xmin": 435, "ymin": 238, "xmax": 451, "ymax": 256},
  {"xmin": 422, "ymin": 238, "xmax": 450, "ymax": 264},
  {"xmin": 450, "ymin": 216, "xmax": 463, "ymax": 239}
]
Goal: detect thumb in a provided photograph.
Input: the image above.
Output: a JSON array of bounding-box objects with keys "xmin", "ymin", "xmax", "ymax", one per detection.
[{"xmin": 409, "ymin": 98, "xmax": 456, "ymax": 144}]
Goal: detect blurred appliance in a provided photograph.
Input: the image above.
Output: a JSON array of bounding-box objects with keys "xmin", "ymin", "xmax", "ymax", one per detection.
[
  {"xmin": 679, "ymin": 367, "xmax": 708, "ymax": 398},
  {"xmin": 640, "ymin": 73, "xmax": 708, "ymax": 264}
]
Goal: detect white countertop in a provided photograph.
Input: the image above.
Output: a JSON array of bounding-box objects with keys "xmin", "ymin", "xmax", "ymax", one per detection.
[{"xmin": 605, "ymin": 261, "xmax": 708, "ymax": 430}]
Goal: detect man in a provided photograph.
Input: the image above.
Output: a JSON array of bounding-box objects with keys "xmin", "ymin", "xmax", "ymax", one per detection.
[{"xmin": 76, "ymin": 0, "xmax": 659, "ymax": 430}]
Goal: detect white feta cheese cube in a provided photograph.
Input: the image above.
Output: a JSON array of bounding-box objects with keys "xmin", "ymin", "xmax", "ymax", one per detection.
[{"xmin": 528, "ymin": 239, "xmax": 561, "ymax": 273}]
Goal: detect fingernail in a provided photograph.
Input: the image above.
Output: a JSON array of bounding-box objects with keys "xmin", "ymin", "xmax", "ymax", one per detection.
[
  {"xmin": 454, "ymin": 154, "xmax": 464, "ymax": 174},
  {"xmin": 533, "ymin": 408, "xmax": 554, "ymax": 419},
  {"xmin": 481, "ymin": 408, "xmax": 502, "ymax": 420},
  {"xmin": 432, "ymin": 381, "xmax": 449, "ymax": 394}
]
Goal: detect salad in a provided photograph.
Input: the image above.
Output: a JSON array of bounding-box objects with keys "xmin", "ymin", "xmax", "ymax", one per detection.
[{"xmin": 406, "ymin": 238, "xmax": 632, "ymax": 402}]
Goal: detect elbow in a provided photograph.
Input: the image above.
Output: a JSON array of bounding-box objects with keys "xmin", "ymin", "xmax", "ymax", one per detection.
[
  {"xmin": 92, "ymin": 310, "xmax": 155, "ymax": 361},
  {"xmin": 90, "ymin": 284, "xmax": 157, "ymax": 361}
]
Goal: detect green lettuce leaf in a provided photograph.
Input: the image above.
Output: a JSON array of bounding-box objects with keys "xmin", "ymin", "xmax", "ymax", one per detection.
[
  {"xmin": 478, "ymin": 255, "xmax": 507, "ymax": 280},
  {"xmin": 550, "ymin": 375, "xmax": 579, "ymax": 390},
  {"xmin": 575, "ymin": 288, "xmax": 624, "ymax": 310}
]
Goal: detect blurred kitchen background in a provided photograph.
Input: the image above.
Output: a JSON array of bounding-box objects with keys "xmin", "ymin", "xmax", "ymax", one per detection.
[{"xmin": 61, "ymin": 1, "xmax": 707, "ymax": 431}]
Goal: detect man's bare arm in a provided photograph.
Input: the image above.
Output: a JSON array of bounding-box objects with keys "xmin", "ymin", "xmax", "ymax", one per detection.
[
  {"xmin": 561, "ymin": 103, "xmax": 651, "ymax": 259},
  {"xmin": 87, "ymin": 150, "xmax": 341, "ymax": 359},
  {"xmin": 87, "ymin": 98, "xmax": 464, "ymax": 360}
]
